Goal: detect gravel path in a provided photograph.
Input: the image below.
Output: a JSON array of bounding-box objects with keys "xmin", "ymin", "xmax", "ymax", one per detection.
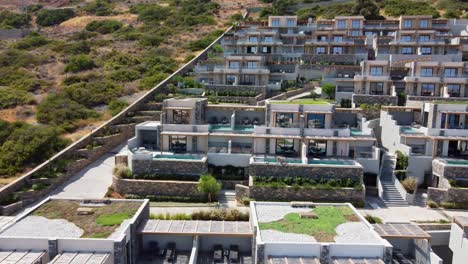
[
  {"xmin": 260, "ymin": 230, "xmax": 317, "ymax": 243},
  {"xmin": 334, "ymin": 222, "xmax": 381, "ymax": 244},
  {"xmin": 255, "ymin": 204, "xmax": 311, "ymax": 223},
  {"xmin": 1, "ymin": 216, "xmax": 83, "ymax": 238}
]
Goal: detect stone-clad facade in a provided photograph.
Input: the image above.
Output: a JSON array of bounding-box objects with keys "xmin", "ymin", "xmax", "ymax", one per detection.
[
  {"xmin": 131, "ymin": 159, "xmax": 208, "ymax": 176},
  {"xmin": 243, "ymin": 185, "xmax": 365, "ymax": 203},
  {"xmin": 113, "ymin": 176, "xmax": 203, "ymax": 198},
  {"xmin": 249, "ymin": 163, "xmax": 363, "ymax": 182},
  {"xmin": 352, "ymin": 94, "xmax": 398, "ymax": 106}
]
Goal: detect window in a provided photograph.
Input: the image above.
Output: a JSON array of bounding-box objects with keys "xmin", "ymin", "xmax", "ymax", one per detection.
[
  {"xmin": 170, "ymin": 136, "xmax": 187, "ymax": 153},
  {"xmin": 241, "ymin": 75, "xmax": 255, "ymax": 85},
  {"xmin": 447, "ymin": 84, "xmax": 461, "ymax": 97},
  {"xmin": 316, "ymin": 47, "xmax": 326, "ymax": 54},
  {"xmin": 228, "ymin": 61, "xmax": 239, "ymax": 69},
  {"xmin": 351, "ymin": 30, "xmax": 360, "ymax": 36},
  {"xmin": 287, "ymin": 19, "xmax": 295, "ymax": 27},
  {"xmin": 421, "ymin": 83, "xmax": 435, "ymax": 96},
  {"xmin": 421, "ymin": 68, "xmax": 433, "ymax": 77},
  {"xmin": 401, "ymin": 35, "xmax": 412, "ymax": 42},
  {"xmin": 370, "ymin": 82, "xmax": 384, "ymax": 95},
  {"xmin": 403, "ymin": 20, "xmax": 412, "ymax": 29},
  {"xmin": 264, "ymin": 36, "xmax": 273, "ymax": 43},
  {"xmin": 307, "ymin": 114, "xmax": 325, "ymax": 128},
  {"xmin": 420, "ymin": 47, "xmax": 432, "ymax": 55},
  {"xmin": 261, "ymin": 46, "xmax": 271, "ymax": 53},
  {"xmin": 225, "ymin": 75, "xmax": 236, "ymax": 85},
  {"xmin": 271, "ymin": 19, "xmax": 280, "ymax": 27},
  {"xmin": 276, "ymin": 113, "xmax": 294, "ymax": 128},
  {"xmin": 318, "ymin": 35, "xmax": 327, "ymax": 42},
  {"xmin": 249, "ymin": 36, "xmax": 258, "ymax": 42},
  {"xmin": 287, "ymin": 29, "xmax": 293, "ymax": 34},
  {"xmin": 276, "ymin": 138, "xmax": 295, "ymax": 155},
  {"xmin": 247, "ymin": 61, "xmax": 257, "ymax": 69},
  {"xmin": 333, "ymin": 36, "xmax": 343, "ymax": 43},
  {"xmin": 370, "ymin": 67, "xmax": 383, "ymax": 76},
  {"xmin": 419, "ymin": 35, "xmax": 430, "ymax": 42},
  {"xmin": 419, "ymin": 19, "xmax": 429, "ymax": 29},
  {"xmin": 337, "ymin": 20, "xmax": 346, "ymax": 29},
  {"xmin": 247, "ymin": 46, "xmax": 257, "ymax": 53},
  {"xmin": 173, "ymin": 110, "xmax": 190, "ymax": 124},
  {"xmin": 308, "ymin": 140, "xmax": 327, "ymax": 157},
  {"xmin": 444, "ymin": 68, "xmax": 457, "ymax": 77},
  {"xmin": 401, "ymin": 47, "xmax": 413, "ymax": 54},
  {"xmin": 352, "ymin": 20, "xmax": 360, "ymax": 29},
  {"xmin": 440, "ymin": 113, "xmax": 460, "ymax": 129},
  {"xmin": 332, "ymin": 47, "xmax": 343, "ymax": 54}
]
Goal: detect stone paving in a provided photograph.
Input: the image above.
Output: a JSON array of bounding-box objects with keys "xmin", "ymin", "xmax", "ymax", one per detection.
[
  {"xmin": 51, "ymin": 145, "xmax": 126, "ymax": 199},
  {"xmin": 254, "ymin": 203, "xmax": 311, "ymax": 223},
  {"xmin": 1, "ymin": 216, "xmax": 83, "ymax": 238},
  {"xmin": 334, "ymin": 222, "xmax": 382, "ymax": 244}
]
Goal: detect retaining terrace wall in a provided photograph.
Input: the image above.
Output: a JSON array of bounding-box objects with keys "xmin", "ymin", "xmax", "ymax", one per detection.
[
  {"xmin": 0, "ymin": 21, "xmax": 238, "ymax": 215},
  {"xmin": 112, "ymin": 177, "xmax": 203, "ymax": 198},
  {"xmin": 249, "ymin": 163, "xmax": 363, "ymax": 181},
  {"xmin": 234, "ymin": 184, "xmax": 365, "ymax": 203},
  {"xmin": 428, "ymin": 187, "xmax": 468, "ymax": 204},
  {"xmin": 352, "ymin": 94, "xmax": 398, "ymax": 106},
  {"xmin": 131, "ymin": 159, "xmax": 208, "ymax": 176}
]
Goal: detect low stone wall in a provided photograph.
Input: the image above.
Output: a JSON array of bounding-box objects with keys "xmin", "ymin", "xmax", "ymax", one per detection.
[
  {"xmin": 131, "ymin": 158, "xmax": 208, "ymax": 176},
  {"xmin": 235, "ymin": 184, "xmax": 250, "ymax": 199},
  {"xmin": 432, "ymin": 159, "xmax": 468, "ymax": 180},
  {"xmin": 0, "ymin": 201, "xmax": 23, "ymax": 216},
  {"xmin": 249, "ymin": 163, "xmax": 363, "ymax": 181},
  {"xmin": 353, "ymin": 94, "xmax": 397, "ymax": 106},
  {"xmin": 428, "ymin": 187, "xmax": 468, "ymax": 203},
  {"xmin": 113, "ymin": 177, "xmax": 203, "ymax": 198},
  {"xmin": 241, "ymin": 185, "xmax": 365, "ymax": 203},
  {"xmin": 408, "ymin": 96, "xmax": 468, "ymax": 102}
]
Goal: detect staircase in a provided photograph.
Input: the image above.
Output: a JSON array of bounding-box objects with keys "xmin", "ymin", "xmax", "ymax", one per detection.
[
  {"xmin": 380, "ymin": 155, "xmax": 408, "ymax": 207},
  {"xmin": 217, "ymin": 190, "xmax": 237, "ymax": 207}
]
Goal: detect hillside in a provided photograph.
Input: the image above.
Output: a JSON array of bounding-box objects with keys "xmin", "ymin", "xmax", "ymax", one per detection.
[{"xmin": 0, "ymin": 0, "xmax": 263, "ymax": 182}]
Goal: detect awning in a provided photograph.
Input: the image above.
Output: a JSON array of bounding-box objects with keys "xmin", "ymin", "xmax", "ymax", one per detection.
[
  {"xmin": 373, "ymin": 223, "xmax": 431, "ymax": 240},
  {"xmin": 140, "ymin": 220, "xmax": 252, "ymax": 236},
  {"xmin": 305, "ymin": 136, "xmax": 376, "ymax": 141}
]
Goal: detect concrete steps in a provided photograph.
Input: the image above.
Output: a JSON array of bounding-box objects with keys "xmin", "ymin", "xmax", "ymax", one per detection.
[{"xmin": 380, "ymin": 154, "xmax": 408, "ymax": 207}]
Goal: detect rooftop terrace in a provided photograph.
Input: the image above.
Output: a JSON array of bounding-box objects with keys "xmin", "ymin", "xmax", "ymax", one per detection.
[
  {"xmin": 270, "ymin": 99, "xmax": 334, "ymax": 105},
  {"xmin": 1, "ymin": 199, "xmax": 144, "ymax": 239}
]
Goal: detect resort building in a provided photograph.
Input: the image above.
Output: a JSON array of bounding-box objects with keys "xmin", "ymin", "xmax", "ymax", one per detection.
[
  {"xmin": 0, "ymin": 199, "xmax": 447, "ymax": 264},
  {"xmin": 125, "ymin": 98, "xmax": 380, "ymax": 181},
  {"xmin": 380, "ymin": 102, "xmax": 468, "ymax": 205}
]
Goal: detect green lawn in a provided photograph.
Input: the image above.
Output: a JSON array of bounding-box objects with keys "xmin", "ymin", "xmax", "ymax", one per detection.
[
  {"xmin": 272, "ymin": 98, "xmax": 334, "ymax": 105},
  {"xmin": 259, "ymin": 206, "xmax": 359, "ymax": 242},
  {"xmin": 96, "ymin": 212, "xmax": 131, "ymax": 226},
  {"xmin": 433, "ymin": 100, "xmax": 468, "ymax": 105}
]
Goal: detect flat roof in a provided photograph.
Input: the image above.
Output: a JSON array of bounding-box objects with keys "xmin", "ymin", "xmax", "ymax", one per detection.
[
  {"xmin": 454, "ymin": 216, "xmax": 468, "ymax": 233},
  {"xmin": 373, "ymin": 223, "xmax": 431, "ymax": 240},
  {"xmin": 139, "ymin": 220, "xmax": 252, "ymax": 236},
  {"xmin": 50, "ymin": 252, "xmax": 110, "ymax": 264},
  {"xmin": 332, "ymin": 257, "xmax": 384, "ymax": 264},
  {"xmin": 0, "ymin": 250, "xmax": 45, "ymax": 264},
  {"xmin": 0, "ymin": 217, "xmax": 14, "ymax": 232}
]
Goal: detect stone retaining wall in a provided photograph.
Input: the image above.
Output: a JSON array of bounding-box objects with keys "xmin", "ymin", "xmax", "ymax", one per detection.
[
  {"xmin": 131, "ymin": 158, "xmax": 208, "ymax": 176},
  {"xmin": 432, "ymin": 159, "xmax": 468, "ymax": 180},
  {"xmin": 238, "ymin": 185, "xmax": 365, "ymax": 203},
  {"xmin": 235, "ymin": 184, "xmax": 250, "ymax": 199},
  {"xmin": 220, "ymin": 180, "xmax": 248, "ymax": 190},
  {"xmin": 113, "ymin": 176, "xmax": 203, "ymax": 198},
  {"xmin": 353, "ymin": 94, "xmax": 397, "ymax": 106},
  {"xmin": 205, "ymin": 84, "xmax": 267, "ymax": 96},
  {"xmin": 428, "ymin": 187, "xmax": 468, "ymax": 203},
  {"xmin": 249, "ymin": 163, "xmax": 363, "ymax": 181}
]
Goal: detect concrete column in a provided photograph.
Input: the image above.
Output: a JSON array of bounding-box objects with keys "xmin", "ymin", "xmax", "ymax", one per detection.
[
  {"xmin": 320, "ymin": 245, "xmax": 330, "ymax": 264},
  {"xmin": 48, "ymin": 239, "xmax": 58, "ymax": 261}
]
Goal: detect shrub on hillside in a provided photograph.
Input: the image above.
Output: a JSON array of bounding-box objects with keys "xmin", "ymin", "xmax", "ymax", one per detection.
[
  {"xmin": 83, "ymin": 0, "xmax": 114, "ymax": 16},
  {"xmin": 86, "ymin": 20, "xmax": 123, "ymax": 34},
  {"xmin": 110, "ymin": 69, "xmax": 140, "ymax": 82},
  {"xmin": 36, "ymin": 8, "xmax": 75, "ymax": 27},
  {"xmin": 63, "ymin": 80, "xmax": 123, "ymax": 107},
  {"xmin": 36, "ymin": 94, "xmax": 99, "ymax": 131},
  {"xmin": 383, "ymin": 0, "xmax": 440, "ymax": 18},
  {"xmin": 64, "ymin": 54, "xmax": 96, "ymax": 73},
  {"xmin": 0, "ymin": 11, "xmax": 31, "ymax": 29},
  {"xmin": 12, "ymin": 33, "xmax": 50, "ymax": 50},
  {"xmin": 108, "ymin": 99, "xmax": 128, "ymax": 116}
]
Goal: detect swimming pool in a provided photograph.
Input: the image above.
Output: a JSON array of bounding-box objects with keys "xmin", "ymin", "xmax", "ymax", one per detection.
[
  {"xmin": 153, "ymin": 154, "xmax": 204, "ymax": 160},
  {"xmin": 350, "ymin": 129, "xmax": 369, "ymax": 136},
  {"xmin": 442, "ymin": 159, "xmax": 468, "ymax": 166},
  {"xmin": 400, "ymin": 127, "xmax": 422, "ymax": 134},
  {"xmin": 253, "ymin": 157, "xmax": 303, "ymax": 164},
  {"xmin": 308, "ymin": 159, "xmax": 355, "ymax": 165},
  {"xmin": 210, "ymin": 125, "xmax": 254, "ymax": 133}
]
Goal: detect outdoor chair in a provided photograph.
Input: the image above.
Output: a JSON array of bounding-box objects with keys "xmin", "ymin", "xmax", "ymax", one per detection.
[
  {"xmin": 165, "ymin": 242, "xmax": 176, "ymax": 262},
  {"xmin": 228, "ymin": 245, "xmax": 239, "ymax": 263},
  {"xmin": 213, "ymin": 244, "xmax": 224, "ymax": 263}
]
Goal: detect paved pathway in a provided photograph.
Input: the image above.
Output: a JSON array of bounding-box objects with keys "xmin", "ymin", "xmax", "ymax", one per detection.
[{"xmin": 51, "ymin": 145, "xmax": 126, "ymax": 199}]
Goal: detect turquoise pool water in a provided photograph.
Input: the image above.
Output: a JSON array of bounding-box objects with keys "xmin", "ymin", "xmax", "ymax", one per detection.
[
  {"xmin": 308, "ymin": 159, "xmax": 355, "ymax": 165},
  {"xmin": 400, "ymin": 127, "xmax": 421, "ymax": 134},
  {"xmin": 443, "ymin": 159, "xmax": 468, "ymax": 166},
  {"xmin": 351, "ymin": 129, "xmax": 367, "ymax": 136},
  {"xmin": 153, "ymin": 154, "xmax": 204, "ymax": 160},
  {"xmin": 210, "ymin": 125, "xmax": 254, "ymax": 133},
  {"xmin": 253, "ymin": 157, "xmax": 302, "ymax": 164}
]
